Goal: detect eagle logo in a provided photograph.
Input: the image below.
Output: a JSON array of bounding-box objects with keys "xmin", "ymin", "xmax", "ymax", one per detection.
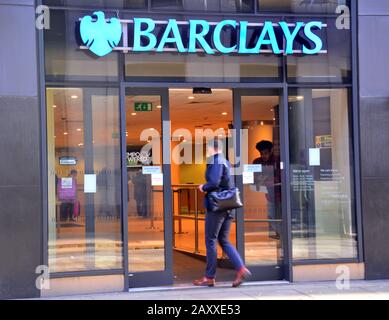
[{"xmin": 80, "ymin": 11, "xmax": 122, "ymax": 57}]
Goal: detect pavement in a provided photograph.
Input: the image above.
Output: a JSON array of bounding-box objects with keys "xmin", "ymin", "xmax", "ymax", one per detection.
[{"xmin": 38, "ymin": 280, "xmax": 389, "ymax": 300}]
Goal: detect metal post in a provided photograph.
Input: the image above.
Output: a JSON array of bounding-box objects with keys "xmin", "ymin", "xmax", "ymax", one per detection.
[{"xmin": 194, "ymin": 188, "xmax": 199, "ymax": 254}]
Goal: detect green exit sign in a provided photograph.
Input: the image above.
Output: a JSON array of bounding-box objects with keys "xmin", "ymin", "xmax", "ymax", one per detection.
[{"xmin": 134, "ymin": 102, "xmax": 153, "ymax": 112}]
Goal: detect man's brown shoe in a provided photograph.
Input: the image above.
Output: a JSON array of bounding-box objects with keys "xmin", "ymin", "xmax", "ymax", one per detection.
[
  {"xmin": 193, "ymin": 277, "xmax": 215, "ymax": 287},
  {"xmin": 232, "ymin": 267, "xmax": 252, "ymax": 288}
]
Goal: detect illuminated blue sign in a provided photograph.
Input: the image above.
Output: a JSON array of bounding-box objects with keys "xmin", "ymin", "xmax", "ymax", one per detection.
[{"xmin": 79, "ymin": 12, "xmax": 325, "ymax": 57}]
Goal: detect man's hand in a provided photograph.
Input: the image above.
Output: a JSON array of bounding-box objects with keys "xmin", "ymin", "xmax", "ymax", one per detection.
[{"xmin": 198, "ymin": 184, "xmax": 205, "ymax": 193}]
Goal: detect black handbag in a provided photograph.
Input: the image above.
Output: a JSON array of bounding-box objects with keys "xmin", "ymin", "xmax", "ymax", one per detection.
[{"xmin": 207, "ymin": 187, "xmax": 243, "ymax": 213}]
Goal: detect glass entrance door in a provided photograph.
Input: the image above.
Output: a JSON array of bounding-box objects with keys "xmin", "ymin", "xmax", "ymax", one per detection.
[
  {"xmin": 234, "ymin": 89, "xmax": 287, "ymax": 281},
  {"xmin": 123, "ymin": 87, "xmax": 173, "ymax": 287}
]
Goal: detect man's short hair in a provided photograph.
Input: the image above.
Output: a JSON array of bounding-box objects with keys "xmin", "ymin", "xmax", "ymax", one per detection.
[
  {"xmin": 207, "ymin": 139, "xmax": 224, "ymax": 151},
  {"xmin": 256, "ymin": 140, "xmax": 273, "ymax": 152}
]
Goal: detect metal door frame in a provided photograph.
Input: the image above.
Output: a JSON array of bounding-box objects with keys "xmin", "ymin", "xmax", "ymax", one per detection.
[
  {"xmin": 121, "ymin": 85, "xmax": 173, "ymax": 289},
  {"xmin": 233, "ymin": 86, "xmax": 293, "ymax": 282},
  {"xmin": 121, "ymin": 83, "xmax": 293, "ymax": 290}
]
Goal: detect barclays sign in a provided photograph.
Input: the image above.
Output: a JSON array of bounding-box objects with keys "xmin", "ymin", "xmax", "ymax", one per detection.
[{"xmin": 79, "ymin": 11, "xmax": 326, "ymax": 57}]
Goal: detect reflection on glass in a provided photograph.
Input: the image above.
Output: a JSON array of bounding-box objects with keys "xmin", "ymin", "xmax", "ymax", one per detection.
[
  {"xmin": 44, "ymin": 10, "xmax": 118, "ymax": 82},
  {"xmin": 151, "ymin": 0, "xmax": 254, "ymax": 12},
  {"xmin": 126, "ymin": 94, "xmax": 165, "ymax": 272},
  {"xmin": 47, "ymin": 87, "xmax": 122, "ymax": 272},
  {"xmin": 43, "ymin": 0, "xmax": 147, "ymax": 9},
  {"xmin": 258, "ymin": 0, "xmax": 348, "ymax": 13},
  {"xmin": 289, "ymin": 89, "xmax": 357, "ymax": 260},
  {"xmin": 241, "ymin": 94, "xmax": 283, "ymax": 266},
  {"xmin": 287, "ymin": 17, "xmax": 351, "ymax": 83},
  {"xmin": 125, "ymin": 54, "xmax": 280, "ymax": 83}
]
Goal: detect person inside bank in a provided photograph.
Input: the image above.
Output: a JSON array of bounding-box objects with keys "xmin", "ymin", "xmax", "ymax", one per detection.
[
  {"xmin": 193, "ymin": 140, "xmax": 251, "ymax": 287},
  {"xmin": 253, "ymin": 140, "xmax": 282, "ymax": 239},
  {"xmin": 57, "ymin": 169, "xmax": 79, "ymax": 222}
]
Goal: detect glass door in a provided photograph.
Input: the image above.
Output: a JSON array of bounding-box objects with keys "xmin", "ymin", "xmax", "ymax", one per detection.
[
  {"xmin": 123, "ymin": 87, "xmax": 173, "ymax": 288},
  {"xmin": 234, "ymin": 89, "xmax": 288, "ymax": 281}
]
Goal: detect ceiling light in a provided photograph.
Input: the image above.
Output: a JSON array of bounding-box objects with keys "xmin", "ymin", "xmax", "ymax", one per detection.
[
  {"xmin": 188, "ymin": 96, "xmax": 195, "ymax": 100},
  {"xmin": 71, "ymin": 95, "xmax": 78, "ymax": 99},
  {"xmin": 78, "ymin": 143, "xmax": 84, "ymax": 147},
  {"xmin": 222, "ymin": 112, "xmax": 228, "ymax": 116},
  {"xmin": 52, "ymin": 105, "xmax": 57, "ymax": 108},
  {"xmin": 77, "ymin": 128, "xmax": 82, "ymax": 132},
  {"xmin": 64, "ymin": 132, "xmax": 68, "ymax": 135},
  {"xmin": 131, "ymin": 112, "xmax": 137, "ymax": 116},
  {"xmin": 156, "ymin": 105, "xmax": 162, "ymax": 109},
  {"xmin": 260, "ymin": 121, "xmax": 264, "ymax": 126}
]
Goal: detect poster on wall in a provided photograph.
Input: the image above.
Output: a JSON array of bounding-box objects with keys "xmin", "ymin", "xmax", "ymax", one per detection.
[
  {"xmin": 59, "ymin": 156, "xmax": 77, "ymax": 165},
  {"xmin": 315, "ymin": 135, "xmax": 332, "ymax": 149},
  {"xmin": 126, "ymin": 146, "xmax": 153, "ymax": 167}
]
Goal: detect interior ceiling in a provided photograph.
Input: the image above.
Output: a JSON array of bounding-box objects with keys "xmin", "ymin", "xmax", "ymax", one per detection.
[{"xmin": 49, "ymin": 87, "xmax": 303, "ymax": 148}]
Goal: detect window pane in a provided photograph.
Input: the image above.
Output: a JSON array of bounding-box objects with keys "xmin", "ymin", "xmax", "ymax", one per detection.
[
  {"xmin": 125, "ymin": 53, "xmax": 280, "ymax": 82},
  {"xmin": 288, "ymin": 88, "xmax": 357, "ymax": 260},
  {"xmin": 43, "ymin": 0, "xmax": 147, "ymax": 9},
  {"xmin": 287, "ymin": 18, "xmax": 352, "ymax": 83},
  {"xmin": 151, "ymin": 0, "xmax": 254, "ymax": 12},
  {"xmin": 44, "ymin": 9, "xmax": 119, "ymax": 82},
  {"xmin": 47, "ymin": 87, "xmax": 122, "ymax": 272},
  {"xmin": 258, "ymin": 0, "xmax": 349, "ymax": 13}
]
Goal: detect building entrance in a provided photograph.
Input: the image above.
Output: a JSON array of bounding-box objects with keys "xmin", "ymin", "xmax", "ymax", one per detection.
[{"xmin": 124, "ymin": 86, "xmax": 287, "ymax": 288}]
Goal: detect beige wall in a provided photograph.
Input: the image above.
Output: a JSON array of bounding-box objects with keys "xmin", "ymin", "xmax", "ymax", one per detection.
[
  {"xmin": 293, "ymin": 263, "xmax": 365, "ymax": 282},
  {"xmin": 41, "ymin": 275, "xmax": 124, "ymax": 298}
]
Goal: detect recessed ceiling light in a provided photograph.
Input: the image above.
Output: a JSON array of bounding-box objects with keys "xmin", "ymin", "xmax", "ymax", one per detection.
[
  {"xmin": 64, "ymin": 132, "xmax": 68, "ymax": 135},
  {"xmin": 71, "ymin": 95, "xmax": 78, "ymax": 99},
  {"xmin": 156, "ymin": 105, "xmax": 162, "ymax": 109},
  {"xmin": 52, "ymin": 105, "xmax": 57, "ymax": 108},
  {"xmin": 78, "ymin": 143, "xmax": 84, "ymax": 147},
  {"xmin": 260, "ymin": 121, "xmax": 264, "ymax": 126},
  {"xmin": 77, "ymin": 128, "xmax": 82, "ymax": 132},
  {"xmin": 131, "ymin": 112, "xmax": 137, "ymax": 116},
  {"xmin": 221, "ymin": 112, "xmax": 228, "ymax": 116},
  {"xmin": 188, "ymin": 96, "xmax": 195, "ymax": 100}
]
